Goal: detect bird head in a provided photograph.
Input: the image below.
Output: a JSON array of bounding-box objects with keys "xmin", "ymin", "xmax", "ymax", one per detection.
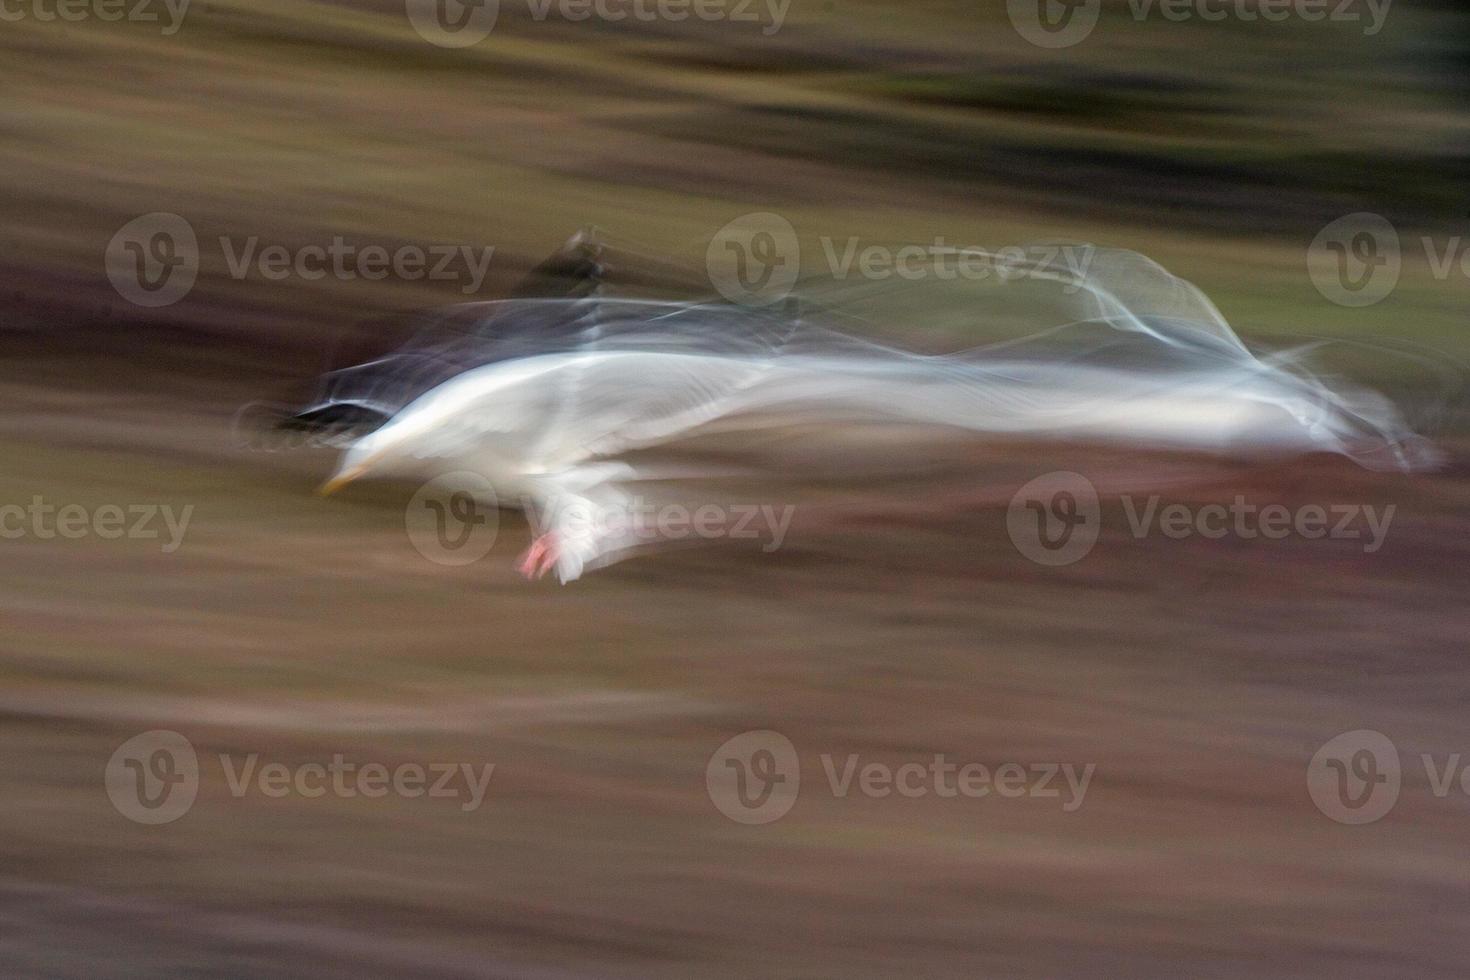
[{"xmin": 317, "ymin": 425, "xmax": 406, "ymax": 495}]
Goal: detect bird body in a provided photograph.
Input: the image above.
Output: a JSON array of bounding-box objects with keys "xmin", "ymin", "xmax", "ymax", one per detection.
[{"xmin": 307, "ymin": 241, "xmax": 1437, "ymax": 581}]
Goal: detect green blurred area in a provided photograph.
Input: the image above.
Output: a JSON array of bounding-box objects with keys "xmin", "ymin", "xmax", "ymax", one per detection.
[{"xmin": 1, "ymin": 0, "xmax": 1467, "ymax": 365}]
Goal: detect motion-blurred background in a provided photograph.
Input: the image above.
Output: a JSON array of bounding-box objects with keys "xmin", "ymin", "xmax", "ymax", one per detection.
[{"xmin": 1, "ymin": 2, "xmax": 1468, "ymax": 977}]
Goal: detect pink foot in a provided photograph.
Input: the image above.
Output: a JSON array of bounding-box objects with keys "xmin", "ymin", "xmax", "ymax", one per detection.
[{"xmin": 517, "ymin": 533, "xmax": 559, "ymax": 580}]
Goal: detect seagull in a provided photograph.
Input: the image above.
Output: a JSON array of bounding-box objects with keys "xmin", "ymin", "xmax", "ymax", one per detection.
[{"xmin": 306, "ymin": 239, "xmax": 1438, "ymax": 582}]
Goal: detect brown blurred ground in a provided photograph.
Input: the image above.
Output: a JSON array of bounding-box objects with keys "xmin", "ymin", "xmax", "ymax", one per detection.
[{"xmin": 0, "ymin": 349, "xmax": 1467, "ymax": 978}]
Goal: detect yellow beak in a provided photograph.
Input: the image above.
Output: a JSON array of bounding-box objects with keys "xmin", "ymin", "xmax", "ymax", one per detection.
[{"xmin": 318, "ymin": 464, "xmax": 367, "ymax": 496}]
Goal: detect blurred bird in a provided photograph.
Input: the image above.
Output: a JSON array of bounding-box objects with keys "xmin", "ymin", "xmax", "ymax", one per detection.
[
  {"xmin": 305, "ymin": 236, "xmax": 1438, "ymax": 581},
  {"xmin": 304, "ymin": 238, "xmax": 1440, "ymax": 581}
]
